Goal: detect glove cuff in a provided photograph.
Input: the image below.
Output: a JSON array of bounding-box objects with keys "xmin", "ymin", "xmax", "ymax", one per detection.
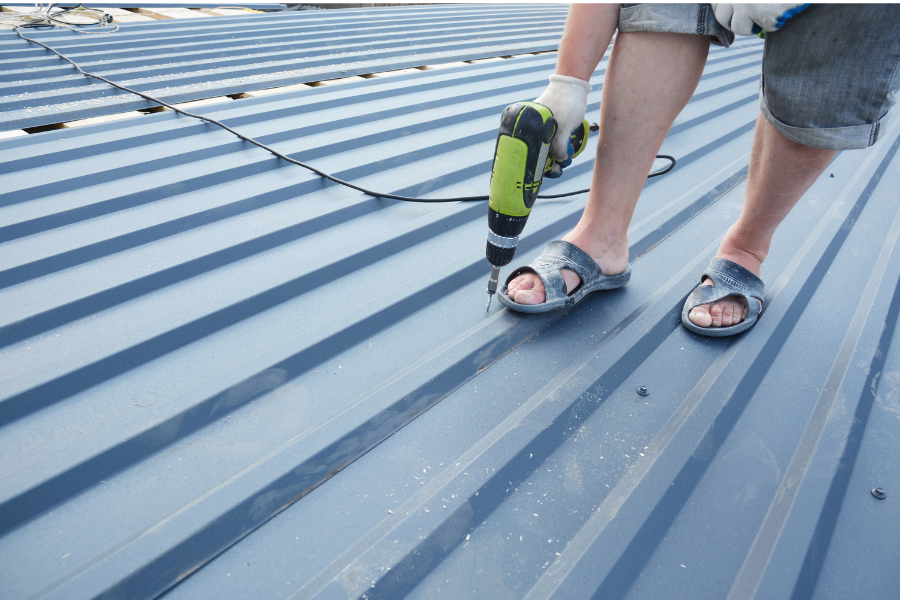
[
  {"xmin": 534, "ymin": 75, "xmax": 591, "ymax": 162},
  {"xmin": 547, "ymin": 74, "xmax": 592, "ymax": 95},
  {"xmin": 534, "ymin": 74, "xmax": 591, "ymax": 119}
]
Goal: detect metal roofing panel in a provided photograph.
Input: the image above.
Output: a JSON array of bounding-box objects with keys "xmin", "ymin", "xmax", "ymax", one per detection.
[
  {"xmin": 1, "ymin": 2, "xmax": 286, "ymax": 6},
  {"xmin": 0, "ymin": 4, "xmax": 568, "ymax": 131},
  {"xmin": 2, "ymin": 31, "xmax": 899, "ymax": 600}
]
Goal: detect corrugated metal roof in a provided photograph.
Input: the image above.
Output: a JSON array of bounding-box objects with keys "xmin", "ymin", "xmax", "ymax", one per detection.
[
  {"xmin": 3, "ymin": 28, "xmax": 899, "ymax": 600},
  {"xmin": 0, "ymin": 4, "xmax": 568, "ymax": 131}
]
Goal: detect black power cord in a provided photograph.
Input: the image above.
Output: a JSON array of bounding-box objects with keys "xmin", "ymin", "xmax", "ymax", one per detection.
[
  {"xmin": 15, "ymin": 26, "xmax": 676, "ymax": 203},
  {"xmin": 7, "ymin": 3, "xmax": 115, "ymax": 31}
]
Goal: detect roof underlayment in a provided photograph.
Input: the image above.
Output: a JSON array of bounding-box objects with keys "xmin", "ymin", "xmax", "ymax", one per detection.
[{"xmin": 1, "ymin": 6, "xmax": 899, "ymax": 600}]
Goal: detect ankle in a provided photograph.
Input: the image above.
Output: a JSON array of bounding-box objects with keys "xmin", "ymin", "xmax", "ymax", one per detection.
[
  {"xmin": 717, "ymin": 227, "xmax": 771, "ymax": 276},
  {"xmin": 714, "ymin": 245, "xmax": 765, "ymax": 277},
  {"xmin": 561, "ymin": 230, "xmax": 630, "ymax": 275}
]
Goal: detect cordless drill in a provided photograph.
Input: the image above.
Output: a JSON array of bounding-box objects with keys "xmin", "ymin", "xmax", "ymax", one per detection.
[{"xmin": 485, "ymin": 101, "xmax": 590, "ymax": 310}]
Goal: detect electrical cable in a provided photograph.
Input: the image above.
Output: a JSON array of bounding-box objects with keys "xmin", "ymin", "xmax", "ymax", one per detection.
[
  {"xmin": 14, "ymin": 21, "xmax": 676, "ymax": 204},
  {"xmin": 3, "ymin": 3, "xmax": 117, "ymax": 33}
]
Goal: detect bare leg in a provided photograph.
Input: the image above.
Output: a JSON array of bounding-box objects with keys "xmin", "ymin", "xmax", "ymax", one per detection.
[
  {"xmin": 555, "ymin": 4, "xmax": 621, "ymax": 81},
  {"xmin": 508, "ymin": 31, "xmax": 710, "ymax": 305},
  {"xmin": 688, "ymin": 114, "xmax": 837, "ymax": 328}
]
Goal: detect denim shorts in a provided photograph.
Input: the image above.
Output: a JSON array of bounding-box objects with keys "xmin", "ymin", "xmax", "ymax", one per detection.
[
  {"xmin": 618, "ymin": 4, "xmax": 734, "ymax": 48},
  {"xmin": 619, "ymin": 4, "xmax": 900, "ymax": 150}
]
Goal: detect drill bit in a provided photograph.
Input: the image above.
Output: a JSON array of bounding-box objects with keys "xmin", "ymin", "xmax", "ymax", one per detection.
[{"xmin": 486, "ymin": 265, "xmax": 500, "ymax": 311}]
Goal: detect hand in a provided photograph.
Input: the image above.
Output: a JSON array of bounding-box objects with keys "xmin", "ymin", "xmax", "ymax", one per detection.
[
  {"xmin": 712, "ymin": 3, "xmax": 809, "ymax": 36},
  {"xmin": 534, "ymin": 74, "xmax": 591, "ymax": 163}
]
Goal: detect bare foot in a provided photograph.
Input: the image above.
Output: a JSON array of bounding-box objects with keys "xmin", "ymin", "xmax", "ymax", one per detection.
[
  {"xmin": 506, "ymin": 267, "xmax": 582, "ymax": 305},
  {"xmin": 505, "ymin": 232, "xmax": 629, "ymax": 305},
  {"xmin": 687, "ymin": 254, "xmax": 762, "ymax": 329},
  {"xmin": 686, "ymin": 279, "xmax": 750, "ymax": 328}
]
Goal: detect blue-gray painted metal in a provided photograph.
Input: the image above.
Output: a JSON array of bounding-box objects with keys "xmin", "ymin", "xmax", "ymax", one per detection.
[
  {"xmin": 2, "ymin": 34, "xmax": 899, "ymax": 600},
  {"xmin": 0, "ymin": 4, "xmax": 568, "ymax": 131}
]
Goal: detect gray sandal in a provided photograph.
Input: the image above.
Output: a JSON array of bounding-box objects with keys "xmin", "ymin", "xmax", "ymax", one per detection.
[
  {"xmin": 681, "ymin": 258, "xmax": 764, "ymax": 337},
  {"xmin": 497, "ymin": 240, "xmax": 631, "ymax": 313}
]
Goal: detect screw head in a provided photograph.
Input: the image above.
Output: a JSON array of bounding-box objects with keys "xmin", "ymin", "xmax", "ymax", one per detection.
[
  {"xmin": 637, "ymin": 386, "xmax": 649, "ymax": 396},
  {"xmin": 872, "ymin": 487, "xmax": 886, "ymax": 500}
]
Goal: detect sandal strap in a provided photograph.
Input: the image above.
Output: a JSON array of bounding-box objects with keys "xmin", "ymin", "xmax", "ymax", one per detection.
[
  {"xmin": 685, "ymin": 258, "xmax": 765, "ymax": 316},
  {"xmin": 503, "ymin": 241, "xmax": 604, "ymax": 304}
]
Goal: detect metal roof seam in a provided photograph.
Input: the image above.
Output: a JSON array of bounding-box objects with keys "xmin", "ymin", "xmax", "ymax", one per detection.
[
  {"xmin": 728, "ymin": 128, "xmax": 900, "ymax": 600},
  {"xmin": 11, "ymin": 25, "xmax": 895, "ymax": 599},
  {"xmin": 0, "ymin": 5, "xmax": 572, "ymax": 130},
  {"xmin": 0, "ymin": 142, "xmax": 758, "ymax": 568}
]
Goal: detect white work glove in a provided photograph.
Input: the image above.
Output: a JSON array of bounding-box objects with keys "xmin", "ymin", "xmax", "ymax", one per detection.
[
  {"xmin": 712, "ymin": 3, "xmax": 809, "ymax": 36},
  {"xmin": 534, "ymin": 74, "xmax": 591, "ymax": 164}
]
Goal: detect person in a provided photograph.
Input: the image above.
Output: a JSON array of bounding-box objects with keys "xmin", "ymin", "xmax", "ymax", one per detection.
[{"xmin": 497, "ymin": 3, "xmax": 900, "ymax": 337}]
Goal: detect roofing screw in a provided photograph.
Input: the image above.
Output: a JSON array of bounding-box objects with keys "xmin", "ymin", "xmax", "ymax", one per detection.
[
  {"xmin": 872, "ymin": 487, "xmax": 886, "ymax": 500},
  {"xmin": 637, "ymin": 386, "xmax": 649, "ymax": 396}
]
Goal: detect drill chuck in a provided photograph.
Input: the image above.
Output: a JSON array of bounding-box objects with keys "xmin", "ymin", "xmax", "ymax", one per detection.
[{"xmin": 486, "ymin": 230, "xmax": 519, "ymax": 266}]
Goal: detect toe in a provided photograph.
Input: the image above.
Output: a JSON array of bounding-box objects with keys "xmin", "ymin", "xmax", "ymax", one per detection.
[
  {"xmin": 508, "ymin": 272, "xmax": 545, "ymax": 305},
  {"xmin": 709, "ymin": 300, "xmax": 723, "ymax": 327},
  {"xmin": 507, "ymin": 268, "xmax": 582, "ymax": 306},
  {"xmin": 720, "ymin": 302, "xmax": 735, "ymax": 326},
  {"xmin": 689, "ymin": 304, "xmax": 713, "ymax": 328},
  {"xmin": 512, "ymin": 289, "xmax": 542, "ymax": 304},
  {"xmin": 731, "ymin": 299, "xmax": 746, "ymax": 324},
  {"xmin": 723, "ymin": 296, "xmax": 748, "ymax": 326},
  {"xmin": 701, "ymin": 296, "xmax": 750, "ymax": 328},
  {"xmin": 686, "ymin": 271, "xmax": 755, "ymax": 330}
]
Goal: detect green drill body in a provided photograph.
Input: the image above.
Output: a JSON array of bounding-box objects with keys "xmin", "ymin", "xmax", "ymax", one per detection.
[{"xmin": 485, "ymin": 102, "xmax": 590, "ymax": 308}]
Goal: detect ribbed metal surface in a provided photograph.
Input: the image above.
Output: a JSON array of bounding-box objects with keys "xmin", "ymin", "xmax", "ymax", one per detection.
[
  {"xmin": 3, "ymin": 34, "xmax": 899, "ymax": 600},
  {"xmin": 0, "ymin": 4, "xmax": 568, "ymax": 131},
  {"xmin": 0, "ymin": 2, "xmax": 286, "ymax": 6}
]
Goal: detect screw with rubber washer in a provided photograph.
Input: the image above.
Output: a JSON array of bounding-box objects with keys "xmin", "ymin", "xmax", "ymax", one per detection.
[
  {"xmin": 872, "ymin": 487, "xmax": 886, "ymax": 500},
  {"xmin": 637, "ymin": 386, "xmax": 649, "ymax": 396}
]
